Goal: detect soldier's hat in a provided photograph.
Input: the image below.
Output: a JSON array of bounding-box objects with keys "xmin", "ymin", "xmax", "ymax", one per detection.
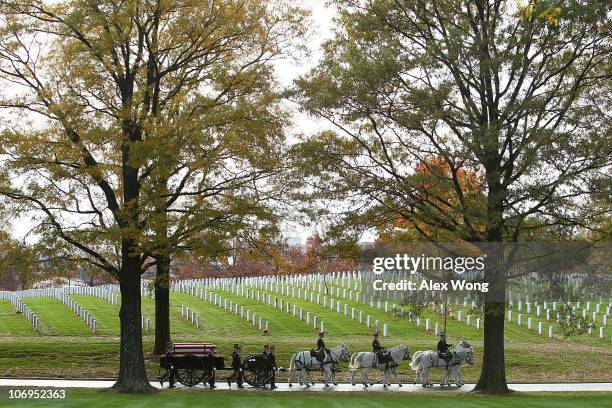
[
  {"xmin": 440, "ymin": 331, "xmax": 446, "ymax": 336},
  {"xmin": 234, "ymin": 343, "xmax": 241, "ymax": 349}
]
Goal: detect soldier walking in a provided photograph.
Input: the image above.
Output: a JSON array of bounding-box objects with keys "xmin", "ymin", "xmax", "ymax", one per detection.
[
  {"xmin": 227, "ymin": 344, "xmax": 244, "ymax": 388},
  {"xmin": 159, "ymin": 342, "xmax": 176, "ymax": 389},
  {"xmin": 267, "ymin": 345, "xmax": 278, "ymax": 389}
]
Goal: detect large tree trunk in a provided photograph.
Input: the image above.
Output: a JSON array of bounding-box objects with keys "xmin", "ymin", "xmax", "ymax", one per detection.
[
  {"xmin": 474, "ymin": 174, "xmax": 510, "ymax": 394},
  {"xmin": 112, "ymin": 253, "xmax": 154, "ymax": 393},
  {"xmin": 154, "ymin": 254, "xmax": 171, "ymax": 354}
]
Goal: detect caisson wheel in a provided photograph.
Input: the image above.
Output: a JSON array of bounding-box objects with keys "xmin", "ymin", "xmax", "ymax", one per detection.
[
  {"xmin": 175, "ymin": 355, "xmax": 206, "ymax": 387},
  {"xmin": 242, "ymin": 354, "xmax": 273, "ymax": 387}
]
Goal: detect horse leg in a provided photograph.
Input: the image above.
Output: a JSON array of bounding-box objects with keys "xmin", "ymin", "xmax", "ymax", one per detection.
[
  {"xmin": 308, "ymin": 369, "xmax": 315, "ymax": 385},
  {"xmin": 421, "ymin": 367, "xmax": 430, "ymax": 387},
  {"xmin": 323, "ymin": 366, "xmax": 330, "ymax": 387},
  {"xmin": 394, "ymin": 367, "xmax": 402, "ymax": 387},
  {"xmin": 363, "ymin": 367, "xmax": 369, "ymax": 387},
  {"xmin": 351, "ymin": 367, "xmax": 356, "ymax": 386},
  {"xmin": 456, "ymin": 368, "xmax": 463, "ymax": 386},
  {"xmin": 382, "ymin": 368, "xmax": 389, "ymax": 387}
]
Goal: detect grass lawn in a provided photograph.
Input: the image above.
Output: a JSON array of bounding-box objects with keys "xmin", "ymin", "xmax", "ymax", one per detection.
[
  {"xmin": 1, "ymin": 389, "xmax": 611, "ymax": 408},
  {"xmin": 20, "ymin": 298, "xmax": 91, "ymax": 336},
  {"xmin": 0, "ymin": 302, "xmax": 37, "ymax": 337},
  {"xmin": 0, "ymin": 292, "xmax": 609, "ymax": 382}
]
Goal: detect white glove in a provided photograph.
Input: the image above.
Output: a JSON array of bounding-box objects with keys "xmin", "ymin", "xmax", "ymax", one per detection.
[{"xmin": 239, "ymin": 368, "xmax": 243, "ymax": 372}]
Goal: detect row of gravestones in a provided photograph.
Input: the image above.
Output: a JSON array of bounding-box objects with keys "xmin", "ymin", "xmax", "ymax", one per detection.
[
  {"xmin": 231, "ymin": 282, "xmax": 389, "ymax": 335},
  {"xmin": 204, "ymin": 278, "xmax": 455, "ymax": 337},
  {"xmin": 185, "ymin": 280, "xmax": 392, "ymax": 336},
  {"xmin": 13, "ymin": 288, "xmax": 98, "ymax": 334},
  {"xmin": 509, "ymin": 299, "xmax": 610, "ymax": 325},
  {"xmin": 186, "ymin": 282, "xmax": 380, "ymax": 336},
  {"xmin": 5, "ymin": 287, "xmax": 156, "ymax": 335},
  {"xmin": 1, "ymin": 291, "xmax": 39, "ymax": 331},
  {"xmin": 174, "ymin": 285, "xmax": 271, "ymax": 334}
]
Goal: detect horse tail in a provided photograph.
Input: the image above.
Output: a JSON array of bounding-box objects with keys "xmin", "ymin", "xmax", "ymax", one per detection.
[
  {"xmin": 288, "ymin": 353, "xmax": 298, "ymax": 371},
  {"xmin": 349, "ymin": 352, "xmax": 362, "ymax": 369},
  {"xmin": 410, "ymin": 351, "xmax": 424, "ymax": 371}
]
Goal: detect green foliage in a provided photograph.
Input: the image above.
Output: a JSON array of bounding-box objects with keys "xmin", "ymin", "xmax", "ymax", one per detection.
[
  {"xmin": 0, "ymin": 0, "xmax": 307, "ymax": 278},
  {"xmin": 293, "ymin": 0, "xmax": 611, "ymax": 244}
]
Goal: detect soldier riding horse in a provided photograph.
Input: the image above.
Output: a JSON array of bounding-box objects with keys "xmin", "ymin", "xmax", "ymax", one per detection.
[
  {"xmin": 349, "ymin": 345, "xmax": 411, "ymax": 387},
  {"xmin": 410, "ymin": 340, "xmax": 475, "ymax": 387},
  {"xmin": 287, "ymin": 344, "xmax": 350, "ymax": 387}
]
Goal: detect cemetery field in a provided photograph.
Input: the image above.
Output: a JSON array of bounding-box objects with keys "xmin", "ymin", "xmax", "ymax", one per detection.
[
  {"xmin": 0, "ymin": 276, "xmax": 610, "ymax": 383},
  {"xmin": 0, "ymin": 389, "xmax": 611, "ymax": 408},
  {"xmin": 0, "ymin": 332, "xmax": 610, "ymax": 382}
]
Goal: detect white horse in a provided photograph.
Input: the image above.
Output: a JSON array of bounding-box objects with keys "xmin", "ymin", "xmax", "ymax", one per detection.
[
  {"xmin": 349, "ymin": 345, "xmax": 411, "ymax": 387},
  {"xmin": 288, "ymin": 344, "xmax": 350, "ymax": 387},
  {"xmin": 410, "ymin": 340, "xmax": 475, "ymax": 387}
]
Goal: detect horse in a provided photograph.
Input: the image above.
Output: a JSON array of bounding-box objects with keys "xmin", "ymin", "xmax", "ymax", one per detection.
[
  {"xmin": 410, "ymin": 340, "xmax": 475, "ymax": 387},
  {"xmin": 287, "ymin": 344, "xmax": 351, "ymax": 387},
  {"xmin": 349, "ymin": 345, "xmax": 411, "ymax": 387}
]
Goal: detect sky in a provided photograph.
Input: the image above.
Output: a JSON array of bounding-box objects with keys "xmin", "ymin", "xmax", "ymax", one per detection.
[{"xmin": 3, "ymin": 0, "xmax": 344, "ymax": 244}]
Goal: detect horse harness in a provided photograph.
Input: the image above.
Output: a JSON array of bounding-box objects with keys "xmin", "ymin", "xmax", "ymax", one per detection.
[{"xmin": 373, "ymin": 350, "xmax": 397, "ymax": 369}]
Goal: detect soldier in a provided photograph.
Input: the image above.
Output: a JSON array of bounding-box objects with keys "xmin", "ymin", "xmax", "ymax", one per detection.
[
  {"xmin": 207, "ymin": 352, "xmax": 216, "ymax": 389},
  {"xmin": 267, "ymin": 345, "xmax": 278, "ymax": 389},
  {"xmin": 372, "ymin": 332, "xmax": 382, "ymax": 352},
  {"xmin": 227, "ymin": 344, "xmax": 244, "ymax": 388},
  {"xmin": 437, "ymin": 331, "xmax": 452, "ymax": 369},
  {"xmin": 159, "ymin": 342, "xmax": 176, "ymax": 389},
  {"xmin": 315, "ymin": 331, "xmax": 328, "ymax": 362}
]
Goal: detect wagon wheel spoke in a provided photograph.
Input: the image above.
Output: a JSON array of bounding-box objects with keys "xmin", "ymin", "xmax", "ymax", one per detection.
[{"xmin": 175, "ymin": 355, "xmax": 206, "ymax": 387}]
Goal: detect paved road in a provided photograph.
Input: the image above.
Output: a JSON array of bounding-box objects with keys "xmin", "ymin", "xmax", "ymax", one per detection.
[{"xmin": 1, "ymin": 379, "xmax": 611, "ymax": 392}]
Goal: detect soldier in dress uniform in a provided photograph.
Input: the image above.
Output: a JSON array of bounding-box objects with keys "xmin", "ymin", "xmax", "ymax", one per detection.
[
  {"xmin": 437, "ymin": 331, "xmax": 452, "ymax": 369},
  {"xmin": 315, "ymin": 331, "xmax": 328, "ymax": 362},
  {"xmin": 372, "ymin": 332, "xmax": 382, "ymax": 352},
  {"xmin": 159, "ymin": 342, "xmax": 176, "ymax": 388},
  {"xmin": 267, "ymin": 345, "xmax": 277, "ymax": 389},
  {"xmin": 227, "ymin": 344, "xmax": 244, "ymax": 388},
  {"xmin": 207, "ymin": 351, "xmax": 216, "ymax": 389}
]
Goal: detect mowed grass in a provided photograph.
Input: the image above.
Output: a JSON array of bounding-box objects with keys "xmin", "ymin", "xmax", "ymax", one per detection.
[
  {"xmin": 20, "ymin": 298, "xmax": 91, "ymax": 336},
  {"xmin": 1, "ymin": 389, "xmax": 611, "ymax": 408},
  {"xmin": 0, "ymin": 291, "xmax": 610, "ymax": 382},
  {"xmin": 0, "ymin": 302, "xmax": 37, "ymax": 337},
  {"xmin": 203, "ymin": 288, "xmax": 371, "ymax": 337},
  {"xmin": 70, "ymin": 297, "xmax": 120, "ymax": 336}
]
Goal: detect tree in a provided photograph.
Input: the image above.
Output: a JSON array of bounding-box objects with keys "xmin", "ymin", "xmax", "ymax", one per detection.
[
  {"xmin": 293, "ymin": 0, "xmax": 611, "ymax": 394},
  {"xmin": 0, "ymin": 231, "xmax": 37, "ymax": 290},
  {"xmin": 0, "ymin": 0, "xmax": 304, "ymax": 392}
]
